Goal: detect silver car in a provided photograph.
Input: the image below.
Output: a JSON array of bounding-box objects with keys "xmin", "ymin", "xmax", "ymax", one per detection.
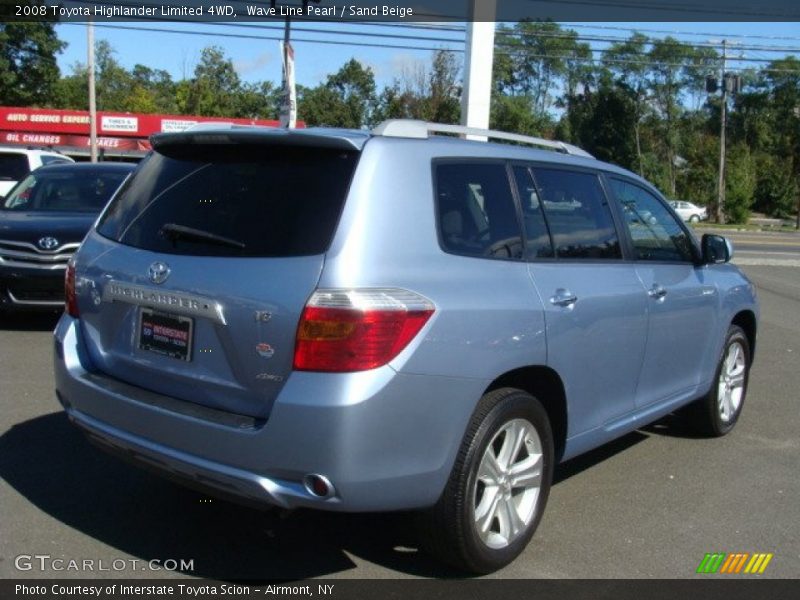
[
  {"xmin": 54, "ymin": 120, "xmax": 758, "ymax": 573},
  {"xmin": 670, "ymin": 200, "xmax": 709, "ymax": 222}
]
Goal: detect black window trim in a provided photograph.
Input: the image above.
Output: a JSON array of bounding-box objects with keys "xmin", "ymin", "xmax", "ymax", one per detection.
[{"xmin": 603, "ymin": 173, "xmax": 702, "ymax": 265}]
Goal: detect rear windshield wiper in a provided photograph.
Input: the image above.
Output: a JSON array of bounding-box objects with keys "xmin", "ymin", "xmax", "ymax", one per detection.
[{"xmin": 159, "ymin": 223, "xmax": 246, "ymax": 250}]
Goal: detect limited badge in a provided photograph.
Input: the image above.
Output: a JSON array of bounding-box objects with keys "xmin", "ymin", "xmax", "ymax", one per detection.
[{"xmin": 256, "ymin": 343, "xmax": 275, "ymax": 359}]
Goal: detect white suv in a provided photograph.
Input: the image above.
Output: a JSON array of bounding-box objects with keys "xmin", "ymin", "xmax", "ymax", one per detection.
[
  {"xmin": 0, "ymin": 147, "xmax": 74, "ymax": 198},
  {"xmin": 669, "ymin": 200, "xmax": 708, "ymax": 223}
]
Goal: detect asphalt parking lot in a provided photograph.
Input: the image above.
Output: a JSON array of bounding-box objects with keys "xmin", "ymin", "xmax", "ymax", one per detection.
[{"xmin": 1, "ymin": 236, "xmax": 798, "ymax": 580}]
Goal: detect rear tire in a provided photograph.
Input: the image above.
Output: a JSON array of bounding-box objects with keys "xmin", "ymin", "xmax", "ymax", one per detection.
[
  {"xmin": 419, "ymin": 388, "xmax": 554, "ymax": 574},
  {"xmin": 686, "ymin": 325, "xmax": 751, "ymax": 437}
]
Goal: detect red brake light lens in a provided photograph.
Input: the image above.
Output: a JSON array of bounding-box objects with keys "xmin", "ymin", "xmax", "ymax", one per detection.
[
  {"xmin": 65, "ymin": 261, "xmax": 79, "ymax": 318},
  {"xmin": 294, "ymin": 289, "xmax": 435, "ymax": 372}
]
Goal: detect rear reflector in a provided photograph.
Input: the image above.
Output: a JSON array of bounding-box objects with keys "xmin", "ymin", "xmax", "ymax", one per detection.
[
  {"xmin": 294, "ymin": 288, "xmax": 434, "ymax": 372},
  {"xmin": 65, "ymin": 261, "xmax": 79, "ymax": 318}
]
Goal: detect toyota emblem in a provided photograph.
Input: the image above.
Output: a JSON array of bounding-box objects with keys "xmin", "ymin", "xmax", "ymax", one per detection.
[
  {"xmin": 148, "ymin": 261, "xmax": 171, "ymax": 285},
  {"xmin": 38, "ymin": 237, "xmax": 59, "ymax": 250}
]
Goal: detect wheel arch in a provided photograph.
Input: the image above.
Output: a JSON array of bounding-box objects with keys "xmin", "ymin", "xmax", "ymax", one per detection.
[
  {"xmin": 485, "ymin": 366, "xmax": 568, "ymax": 462},
  {"xmin": 732, "ymin": 310, "xmax": 757, "ymax": 361}
]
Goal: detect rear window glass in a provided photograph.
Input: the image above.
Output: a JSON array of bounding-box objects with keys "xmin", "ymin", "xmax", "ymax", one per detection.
[
  {"xmin": 2, "ymin": 169, "xmax": 131, "ymax": 212},
  {"xmin": 97, "ymin": 144, "xmax": 358, "ymax": 257},
  {"xmin": 531, "ymin": 168, "xmax": 621, "ymax": 260},
  {"xmin": 0, "ymin": 153, "xmax": 29, "ymax": 182},
  {"xmin": 436, "ymin": 162, "xmax": 523, "ymax": 260}
]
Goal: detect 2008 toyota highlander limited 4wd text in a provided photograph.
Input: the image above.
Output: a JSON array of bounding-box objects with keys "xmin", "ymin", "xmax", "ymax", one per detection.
[{"xmin": 54, "ymin": 120, "xmax": 758, "ymax": 573}]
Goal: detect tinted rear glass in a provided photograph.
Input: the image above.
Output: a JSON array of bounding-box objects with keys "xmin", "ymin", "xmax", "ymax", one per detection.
[
  {"xmin": 2, "ymin": 169, "xmax": 131, "ymax": 212},
  {"xmin": 97, "ymin": 145, "xmax": 358, "ymax": 257}
]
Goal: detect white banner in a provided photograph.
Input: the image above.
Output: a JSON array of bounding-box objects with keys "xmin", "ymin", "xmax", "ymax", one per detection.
[{"xmin": 279, "ymin": 41, "xmax": 297, "ymax": 129}]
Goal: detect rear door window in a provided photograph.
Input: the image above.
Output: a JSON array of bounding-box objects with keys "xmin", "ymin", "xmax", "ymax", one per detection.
[
  {"xmin": 435, "ymin": 162, "xmax": 523, "ymax": 260},
  {"xmin": 97, "ymin": 144, "xmax": 358, "ymax": 257},
  {"xmin": 530, "ymin": 168, "xmax": 621, "ymax": 259}
]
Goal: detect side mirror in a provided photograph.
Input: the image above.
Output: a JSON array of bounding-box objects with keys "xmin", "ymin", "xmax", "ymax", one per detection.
[{"xmin": 702, "ymin": 234, "xmax": 733, "ymax": 264}]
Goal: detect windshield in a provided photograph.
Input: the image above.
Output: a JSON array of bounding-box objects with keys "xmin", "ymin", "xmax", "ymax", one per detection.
[{"xmin": 2, "ymin": 169, "xmax": 130, "ymax": 213}]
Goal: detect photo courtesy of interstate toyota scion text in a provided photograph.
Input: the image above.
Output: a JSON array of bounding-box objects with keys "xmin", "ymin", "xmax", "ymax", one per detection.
[{"xmin": 54, "ymin": 120, "xmax": 758, "ymax": 573}]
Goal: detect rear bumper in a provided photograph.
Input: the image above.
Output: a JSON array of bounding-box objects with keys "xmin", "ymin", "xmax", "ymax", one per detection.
[{"xmin": 54, "ymin": 315, "xmax": 483, "ymax": 512}]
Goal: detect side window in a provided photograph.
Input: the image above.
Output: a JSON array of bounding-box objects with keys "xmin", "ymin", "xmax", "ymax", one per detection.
[
  {"xmin": 512, "ymin": 166, "xmax": 554, "ymax": 258},
  {"xmin": 436, "ymin": 163, "xmax": 523, "ymax": 260},
  {"xmin": 610, "ymin": 179, "xmax": 695, "ymax": 262},
  {"xmin": 531, "ymin": 167, "xmax": 621, "ymax": 259}
]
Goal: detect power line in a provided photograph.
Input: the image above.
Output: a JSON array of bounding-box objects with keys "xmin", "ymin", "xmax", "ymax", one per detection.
[
  {"xmin": 522, "ymin": 0, "xmax": 800, "ymax": 19},
  {"xmin": 566, "ymin": 22, "xmax": 800, "ymax": 43},
  {"xmin": 60, "ymin": 21, "xmax": 800, "ymax": 74}
]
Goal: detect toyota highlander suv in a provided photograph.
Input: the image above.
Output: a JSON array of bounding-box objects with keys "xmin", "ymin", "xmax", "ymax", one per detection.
[{"xmin": 53, "ymin": 121, "xmax": 758, "ymax": 573}]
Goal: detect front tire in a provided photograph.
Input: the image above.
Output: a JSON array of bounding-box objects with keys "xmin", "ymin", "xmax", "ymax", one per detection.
[
  {"xmin": 687, "ymin": 325, "xmax": 751, "ymax": 437},
  {"xmin": 689, "ymin": 214, "xmax": 700, "ymax": 223},
  {"xmin": 419, "ymin": 388, "xmax": 554, "ymax": 573}
]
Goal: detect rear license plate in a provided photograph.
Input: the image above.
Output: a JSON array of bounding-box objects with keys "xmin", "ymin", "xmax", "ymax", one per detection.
[{"xmin": 139, "ymin": 308, "xmax": 193, "ymax": 362}]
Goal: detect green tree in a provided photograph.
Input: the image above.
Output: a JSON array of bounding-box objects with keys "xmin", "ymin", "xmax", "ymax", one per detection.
[
  {"xmin": 236, "ymin": 81, "xmax": 281, "ymax": 119},
  {"xmin": 184, "ymin": 46, "xmax": 242, "ymax": 116},
  {"xmin": 602, "ymin": 33, "xmax": 651, "ymax": 175},
  {"xmin": 490, "ymin": 94, "xmax": 553, "ymax": 136},
  {"xmin": 299, "ymin": 59, "xmax": 377, "ymax": 128},
  {"xmin": 647, "ymin": 37, "xmax": 693, "ymax": 196},
  {"xmin": 724, "ymin": 143, "xmax": 757, "ymax": 223},
  {"xmin": 559, "ymin": 84, "xmax": 637, "ymax": 169},
  {"xmin": 374, "ymin": 50, "xmax": 461, "ymax": 125},
  {"xmin": 753, "ymin": 153, "xmax": 798, "ymax": 218},
  {"xmin": 0, "ymin": 21, "xmax": 65, "ymax": 106}
]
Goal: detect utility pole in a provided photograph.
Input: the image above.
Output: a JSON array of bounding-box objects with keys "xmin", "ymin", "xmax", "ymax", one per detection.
[
  {"xmin": 87, "ymin": 20, "xmax": 98, "ymax": 162},
  {"xmin": 279, "ymin": 17, "xmax": 296, "ymax": 129},
  {"xmin": 716, "ymin": 40, "xmax": 727, "ymax": 224}
]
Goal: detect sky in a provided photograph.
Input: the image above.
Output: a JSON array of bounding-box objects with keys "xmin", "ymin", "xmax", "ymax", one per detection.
[{"xmin": 53, "ymin": 21, "xmax": 800, "ymax": 92}]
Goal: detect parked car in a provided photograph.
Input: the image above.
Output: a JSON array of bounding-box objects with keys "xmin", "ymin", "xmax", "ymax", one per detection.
[
  {"xmin": 0, "ymin": 162, "xmax": 135, "ymax": 311},
  {"xmin": 54, "ymin": 121, "xmax": 758, "ymax": 573},
  {"xmin": 670, "ymin": 200, "xmax": 708, "ymax": 222},
  {"xmin": 0, "ymin": 146, "xmax": 74, "ymax": 198}
]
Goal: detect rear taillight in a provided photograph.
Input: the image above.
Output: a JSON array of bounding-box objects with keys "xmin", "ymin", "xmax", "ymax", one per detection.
[
  {"xmin": 294, "ymin": 288, "xmax": 435, "ymax": 372},
  {"xmin": 65, "ymin": 261, "xmax": 79, "ymax": 318}
]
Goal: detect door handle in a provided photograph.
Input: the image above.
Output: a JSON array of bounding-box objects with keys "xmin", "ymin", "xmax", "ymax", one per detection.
[
  {"xmin": 550, "ymin": 289, "xmax": 578, "ymax": 307},
  {"xmin": 648, "ymin": 284, "xmax": 668, "ymax": 300}
]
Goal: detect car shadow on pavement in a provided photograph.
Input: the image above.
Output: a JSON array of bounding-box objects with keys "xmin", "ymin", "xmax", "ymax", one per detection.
[
  {"xmin": 0, "ymin": 412, "xmax": 463, "ymax": 580},
  {"xmin": 640, "ymin": 412, "xmax": 709, "ymax": 440},
  {"xmin": 0, "ymin": 311, "xmax": 61, "ymax": 332},
  {"xmin": 553, "ymin": 431, "xmax": 649, "ymax": 484}
]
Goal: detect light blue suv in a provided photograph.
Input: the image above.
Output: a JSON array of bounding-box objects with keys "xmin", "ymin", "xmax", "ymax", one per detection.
[{"xmin": 54, "ymin": 120, "xmax": 758, "ymax": 573}]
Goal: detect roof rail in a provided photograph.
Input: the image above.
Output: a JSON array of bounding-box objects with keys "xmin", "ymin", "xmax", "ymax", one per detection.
[{"xmin": 372, "ymin": 119, "xmax": 595, "ymax": 159}]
